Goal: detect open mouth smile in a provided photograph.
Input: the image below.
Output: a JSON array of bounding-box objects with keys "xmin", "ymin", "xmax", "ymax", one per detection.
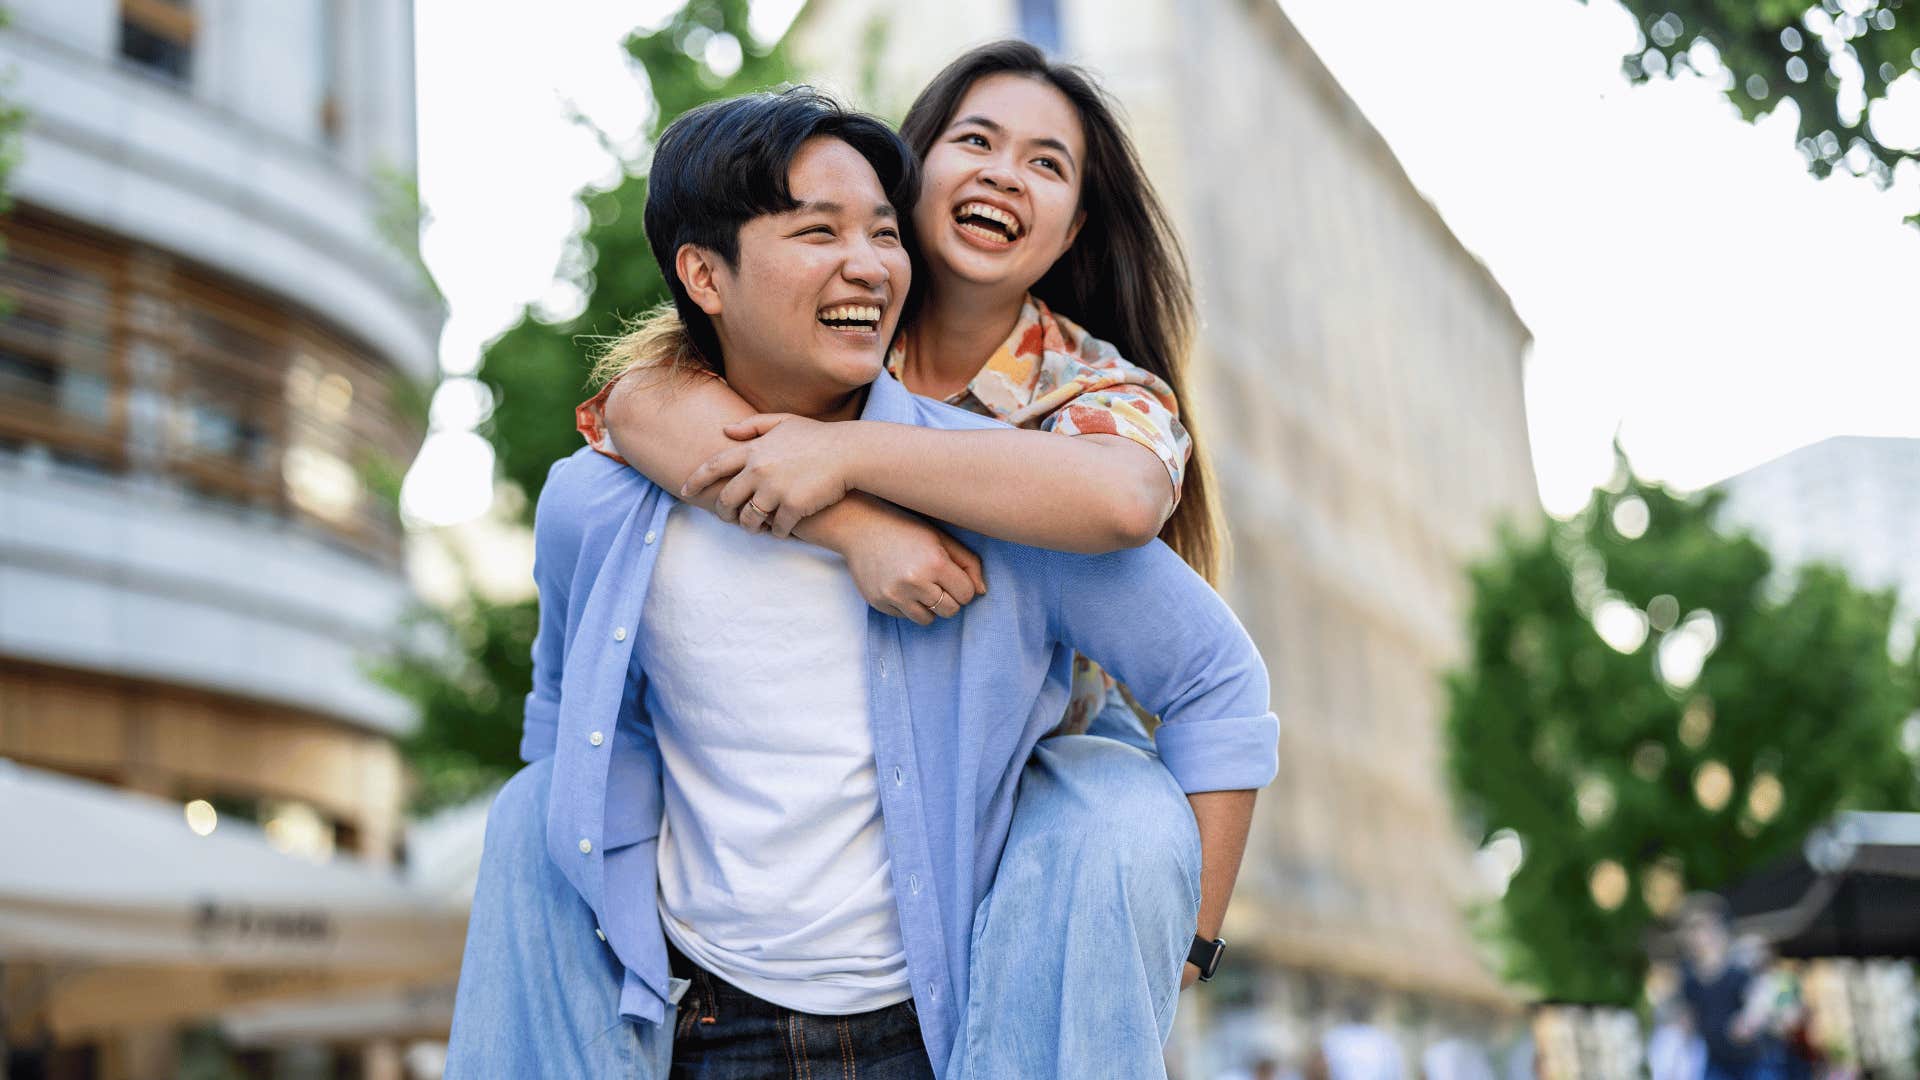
[
  {"xmin": 818, "ymin": 303, "xmax": 883, "ymax": 335},
  {"xmin": 953, "ymin": 200, "xmax": 1024, "ymax": 246}
]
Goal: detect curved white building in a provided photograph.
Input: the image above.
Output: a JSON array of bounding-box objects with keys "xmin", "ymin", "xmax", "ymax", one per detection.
[{"xmin": 0, "ymin": 2, "xmax": 441, "ymax": 1075}]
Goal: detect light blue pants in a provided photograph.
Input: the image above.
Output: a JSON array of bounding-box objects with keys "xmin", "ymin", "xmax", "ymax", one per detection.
[{"xmin": 446, "ymin": 734, "xmax": 1202, "ymax": 1079}]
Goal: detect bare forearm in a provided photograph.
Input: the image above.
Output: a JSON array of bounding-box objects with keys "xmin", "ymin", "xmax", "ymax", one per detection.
[
  {"xmin": 790, "ymin": 492, "xmax": 911, "ymax": 551},
  {"xmin": 1186, "ymin": 789, "xmax": 1256, "ymax": 978},
  {"xmin": 842, "ymin": 422, "xmax": 1174, "ymax": 552},
  {"xmin": 606, "ymin": 370, "xmax": 886, "ymax": 553},
  {"xmin": 603, "ymin": 368, "xmax": 759, "ymax": 492}
]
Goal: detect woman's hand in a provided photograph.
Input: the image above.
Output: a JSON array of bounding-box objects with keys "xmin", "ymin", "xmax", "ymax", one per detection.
[
  {"xmin": 680, "ymin": 414, "xmax": 858, "ymax": 537},
  {"xmin": 837, "ymin": 502, "xmax": 988, "ymax": 625}
]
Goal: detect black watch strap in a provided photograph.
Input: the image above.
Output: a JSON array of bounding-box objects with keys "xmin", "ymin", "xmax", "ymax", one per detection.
[{"xmin": 1187, "ymin": 935, "xmax": 1226, "ymax": 981}]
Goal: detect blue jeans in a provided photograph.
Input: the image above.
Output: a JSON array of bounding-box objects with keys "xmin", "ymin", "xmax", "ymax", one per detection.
[
  {"xmin": 665, "ymin": 938, "xmax": 932, "ymax": 1079},
  {"xmin": 446, "ymin": 735, "xmax": 1201, "ymax": 1079}
]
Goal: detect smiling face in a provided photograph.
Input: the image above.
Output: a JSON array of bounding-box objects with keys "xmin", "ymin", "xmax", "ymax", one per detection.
[
  {"xmin": 684, "ymin": 135, "xmax": 912, "ymax": 417},
  {"xmin": 912, "ymin": 73, "xmax": 1087, "ymax": 300}
]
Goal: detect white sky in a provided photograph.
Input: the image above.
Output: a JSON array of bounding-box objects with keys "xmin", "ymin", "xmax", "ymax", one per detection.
[{"xmin": 403, "ymin": 0, "xmax": 1920, "ymax": 526}]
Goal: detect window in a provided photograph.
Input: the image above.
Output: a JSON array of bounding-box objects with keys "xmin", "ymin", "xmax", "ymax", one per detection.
[
  {"xmin": 0, "ymin": 211, "xmax": 420, "ymax": 560},
  {"xmin": 119, "ymin": 0, "xmax": 196, "ymax": 83},
  {"xmin": 0, "ymin": 225, "xmax": 125, "ymax": 468}
]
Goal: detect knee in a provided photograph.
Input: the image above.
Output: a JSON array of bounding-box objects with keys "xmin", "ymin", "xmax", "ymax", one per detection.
[{"xmin": 1022, "ymin": 737, "xmax": 1201, "ymax": 899}]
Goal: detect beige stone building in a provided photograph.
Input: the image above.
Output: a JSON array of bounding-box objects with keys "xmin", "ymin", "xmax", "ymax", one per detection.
[{"xmin": 790, "ymin": 0, "xmax": 1539, "ymax": 1070}]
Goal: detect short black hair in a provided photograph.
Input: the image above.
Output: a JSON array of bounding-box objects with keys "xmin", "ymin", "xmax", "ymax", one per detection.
[{"xmin": 643, "ymin": 87, "xmax": 919, "ymax": 369}]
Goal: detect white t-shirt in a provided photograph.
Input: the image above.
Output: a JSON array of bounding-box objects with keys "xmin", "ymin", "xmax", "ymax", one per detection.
[{"xmin": 638, "ymin": 505, "xmax": 910, "ymax": 1015}]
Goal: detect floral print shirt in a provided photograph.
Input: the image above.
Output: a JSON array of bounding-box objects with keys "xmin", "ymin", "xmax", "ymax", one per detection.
[{"xmin": 575, "ymin": 293, "xmax": 1193, "ymax": 737}]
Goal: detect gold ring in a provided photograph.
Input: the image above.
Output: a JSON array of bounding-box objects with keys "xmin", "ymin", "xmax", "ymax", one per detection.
[{"xmin": 747, "ymin": 501, "xmax": 774, "ymax": 517}]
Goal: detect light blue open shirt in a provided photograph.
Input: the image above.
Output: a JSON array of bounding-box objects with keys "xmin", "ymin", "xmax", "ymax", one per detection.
[{"xmin": 519, "ymin": 368, "xmax": 1279, "ymax": 1072}]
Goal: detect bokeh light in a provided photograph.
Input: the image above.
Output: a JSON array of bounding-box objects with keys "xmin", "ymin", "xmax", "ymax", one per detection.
[
  {"xmin": 184, "ymin": 799, "xmax": 218, "ymax": 837},
  {"xmin": 1594, "ymin": 594, "xmax": 1651, "ymax": 653},
  {"xmin": 1680, "ymin": 697, "xmax": 1715, "ymax": 748},
  {"xmin": 1641, "ymin": 858, "xmax": 1685, "ymax": 916},
  {"xmin": 1610, "ymin": 494, "xmax": 1650, "ymax": 539},
  {"xmin": 1693, "ymin": 760, "xmax": 1734, "ymax": 812},
  {"xmin": 1576, "ymin": 774, "xmax": 1617, "ymax": 828},
  {"xmin": 1747, "ymin": 772, "xmax": 1785, "ymax": 824},
  {"xmin": 1589, "ymin": 859, "xmax": 1629, "ymax": 910}
]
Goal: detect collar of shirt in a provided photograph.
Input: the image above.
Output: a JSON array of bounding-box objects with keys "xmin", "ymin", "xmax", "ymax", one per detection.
[{"xmin": 885, "ymin": 294, "xmax": 1054, "ymax": 417}]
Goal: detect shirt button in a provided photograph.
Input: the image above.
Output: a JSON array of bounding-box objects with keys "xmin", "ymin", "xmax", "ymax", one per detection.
[
  {"xmin": 908, "ymin": 873, "xmax": 921, "ymax": 894},
  {"xmin": 613, "ymin": 626, "xmax": 627, "ymax": 642},
  {"xmin": 578, "ymin": 838, "xmax": 592, "ymax": 854},
  {"xmin": 878, "ymin": 659, "xmax": 887, "ymax": 678},
  {"xmin": 893, "ymin": 766, "xmax": 904, "ymax": 786},
  {"xmin": 926, "ymin": 984, "xmax": 939, "ymax": 1002},
  {"xmin": 589, "ymin": 731, "xmax": 605, "ymax": 747},
  {"xmin": 595, "ymin": 927, "xmax": 607, "ymax": 942},
  {"xmin": 644, "ymin": 530, "xmax": 657, "ymax": 544}
]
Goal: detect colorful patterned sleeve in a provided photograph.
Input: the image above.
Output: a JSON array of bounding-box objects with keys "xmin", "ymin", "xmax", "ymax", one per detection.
[
  {"xmin": 1019, "ymin": 324, "xmax": 1192, "ymax": 501},
  {"xmin": 574, "ymin": 379, "xmax": 631, "ymax": 467}
]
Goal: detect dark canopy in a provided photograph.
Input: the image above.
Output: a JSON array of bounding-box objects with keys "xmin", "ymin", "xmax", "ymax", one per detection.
[{"xmin": 1719, "ymin": 813, "xmax": 1920, "ymax": 959}]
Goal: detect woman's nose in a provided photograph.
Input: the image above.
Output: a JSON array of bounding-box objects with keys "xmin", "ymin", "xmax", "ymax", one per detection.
[{"xmin": 979, "ymin": 167, "xmax": 1021, "ymax": 196}]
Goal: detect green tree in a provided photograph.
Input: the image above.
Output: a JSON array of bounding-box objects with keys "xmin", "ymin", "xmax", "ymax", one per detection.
[
  {"xmin": 380, "ymin": 1, "xmax": 793, "ymax": 810},
  {"xmin": 0, "ymin": 7, "xmax": 29, "ymax": 279},
  {"xmin": 1581, "ymin": 0, "xmax": 1920, "ymax": 222},
  {"xmin": 1445, "ymin": 450, "xmax": 1919, "ymax": 1004}
]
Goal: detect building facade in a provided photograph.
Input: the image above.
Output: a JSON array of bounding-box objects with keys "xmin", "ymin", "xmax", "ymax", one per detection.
[
  {"xmin": 1716, "ymin": 436, "xmax": 1920, "ymax": 638},
  {"xmin": 789, "ymin": 0, "xmax": 1539, "ymax": 1072},
  {"xmin": 0, "ymin": 1, "xmax": 440, "ymax": 1075}
]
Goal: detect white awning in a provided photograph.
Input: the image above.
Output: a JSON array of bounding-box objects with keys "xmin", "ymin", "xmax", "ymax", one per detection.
[{"xmin": 0, "ymin": 758, "xmax": 467, "ymax": 974}]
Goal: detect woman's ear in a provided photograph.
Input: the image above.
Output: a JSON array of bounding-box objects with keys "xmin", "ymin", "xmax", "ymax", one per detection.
[{"xmin": 676, "ymin": 243, "xmax": 725, "ymax": 316}]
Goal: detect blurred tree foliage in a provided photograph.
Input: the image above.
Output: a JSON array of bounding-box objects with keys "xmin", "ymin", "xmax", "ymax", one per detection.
[
  {"xmin": 1445, "ymin": 448, "xmax": 1920, "ymax": 1004},
  {"xmin": 0, "ymin": 7, "xmax": 28, "ymax": 287},
  {"xmin": 1583, "ymin": 0, "xmax": 1920, "ymax": 222},
  {"xmin": 380, "ymin": 1, "xmax": 792, "ymax": 811}
]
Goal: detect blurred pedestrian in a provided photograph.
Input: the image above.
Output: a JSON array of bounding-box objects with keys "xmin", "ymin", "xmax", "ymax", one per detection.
[
  {"xmin": 1732, "ymin": 936, "xmax": 1812, "ymax": 1080},
  {"xmin": 1422, "ymin": 1034, "xmax": 1496, "ymax": 1080},
  {"xmin": 1322, "ymin": 998, "xmax": 1407, "ymax": 1080},
  {"xmin": 1647, "ymin": 994, "xmax": 1705, "ymax": 1080},
  {"xmin": 1677, "ymin": 894, "xmax": 1759, "ymax": 1080}
]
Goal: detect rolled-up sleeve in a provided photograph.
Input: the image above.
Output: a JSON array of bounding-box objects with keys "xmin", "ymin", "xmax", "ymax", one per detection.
[
  {"xmin": 1003, "ymin": 338, "xmax": 1193, "ymax": 501},
  {"xmin": 1041, "ymin": 383, "xmax": 1190, "ymax": 500},
  {"xmin": 1045, "ymin": 542, "xmax": 1278, "ymax": 793}
]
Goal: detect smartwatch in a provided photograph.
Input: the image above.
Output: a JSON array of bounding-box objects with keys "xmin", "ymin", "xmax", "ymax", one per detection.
[{"xmin": 1187, "ymin": 935, "xmax": 1227, "ymax": 982}]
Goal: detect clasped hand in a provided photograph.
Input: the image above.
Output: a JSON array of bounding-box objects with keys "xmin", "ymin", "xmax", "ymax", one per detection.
[
  {"xmin": 679, "ymin": 413, "xmax": 986, "ymax": 626},
  {"xmin": 680, "ymin": 413, "xmax": 850, "ymax": 539}
]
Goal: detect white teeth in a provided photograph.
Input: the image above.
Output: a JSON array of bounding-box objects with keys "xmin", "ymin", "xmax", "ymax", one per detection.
[
  {"xmin": 819, "ymin": 304, "xmax": 881, "ymax": 324},
  {"xmin": 955, "ymin": 201, "xmax": 1021, "ymax": 237}
]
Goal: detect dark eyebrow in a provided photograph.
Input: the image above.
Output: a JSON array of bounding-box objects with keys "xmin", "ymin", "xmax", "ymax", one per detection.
[
  {"xmin": 951, "ymin": 114, "xmax": 1077, "ymax": 170},
  {"xmin": 793, "ymin": 199, "xmax": 897, "ymax": 220}
]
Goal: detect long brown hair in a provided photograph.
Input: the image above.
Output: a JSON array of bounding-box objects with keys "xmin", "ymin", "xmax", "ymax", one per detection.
[{"xmin": 899, "ymin": 40, "xmax": 1225, "ymax": 583}]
